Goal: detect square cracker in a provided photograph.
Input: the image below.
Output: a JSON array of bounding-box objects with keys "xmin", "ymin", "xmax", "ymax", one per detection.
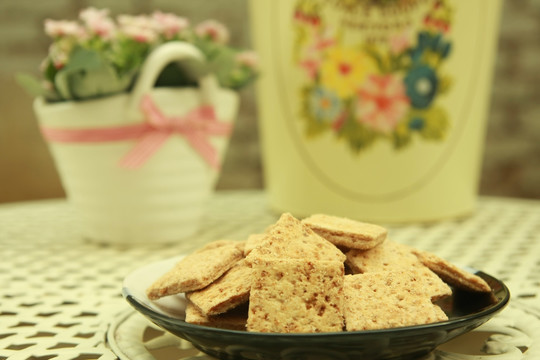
[
  {"xmin": 244, "ymin": 233, "xmax": 266, "ymax": 256},
  {"xmin": 247, "ymin": 258, "xmax": 344, "ymax": 333},
  {"xmin": 186, "ymin": 259, "xmax": 251, "ymax": 316},
  {"xmin": 185, "ymin": 300, "xmax": 247, "ymax": 330},
  {"xmin": 303, "ymin": 214, "xmax": 387, "ymax": 250},
  {"xmin": 345, "ymin": 240, "xmax": 421, "ymax": 274},
  {"xmin": 195, "ymin": 239, "xmax": 245, "ymax": 253},
  {"xmin": 343, "ymin": 270, "xmax": 448, "ymax": 331},
  {"xmin": 246, "ymin": 213, "xmax": 346, "ymax": 263},
  {"xmin": 146, "ymin": 240, "xmax": 244, "ymax": 300},
  {"xmin": 412, "ymin": 249, "xmax": 491, "ymax": 292}
]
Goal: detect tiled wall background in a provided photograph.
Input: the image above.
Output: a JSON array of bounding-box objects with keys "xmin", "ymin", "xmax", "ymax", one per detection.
[{"xmin": 0, "ymin": 0, "xmax": 538, "ymax": 203}]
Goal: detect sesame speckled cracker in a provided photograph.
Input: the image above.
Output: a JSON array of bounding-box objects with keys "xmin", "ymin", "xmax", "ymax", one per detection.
[
  {"xmin": 412, "ymin": 249, "xmax": 491, "ymax": 293},
  {"xmin": 185, "ymin": 300, "xmax": 248, "ymax": 331},
  {"xmin": 303, "ymin": 214, "xmax": 387, "ymax": 250},
  {"xmin": 247, "ymin": 258, "xmax": 345, "ymax": 333},
  {"xmin": 246, "ymin": 213, "xmax": 346, "ymax": 263},
  {"xmin": 345, "ymin": 240, "xmax": 422, "ymax": 274},
  {"xmin": 195, "ymin": 239, "xmax": 245, "ymax": 253},
  {"xmin": 243, "ymin": 233, "xmax": 266, "ymax": 256},
  {"xmin": 146, "ymin": 240, "xmax": 244, "ymax": 300},
  {"xmin": 186, "ymin": 259, "xmax": 252, "ymax": 316},
  {"xmin": 343, "ymin": 270, "xmax": 448, "ymax": 331}
]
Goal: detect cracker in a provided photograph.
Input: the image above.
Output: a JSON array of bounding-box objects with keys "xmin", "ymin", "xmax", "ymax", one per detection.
[
  {"xmin": 303, "ymin": 214, "xmax": 387, "ymax": 250},
  {"xmin": 343, "ymin": 271, "xmax": 448, "ymax": 331},
  {"xmin": 185, "ymin": 300, "xmax": 248, "ymax": 330},
  {"xmin": 244, "ymin": 233, "xmax": 266, "ymax": 256},
  {"xmin": 345, "ymin": 240, "xmax": 421, "ymax": 274},
  {"xmin": 186, "ymin": 259, "xmax": 251, "ymax": 316},
  {"xmin": 247, "ymin": 258, "xmax": 344, "ymax": 333},
  {"xmin": 410, "ymin": 265, "xmax": 453, "ymax": 301},
  {"xmin": 195, "ymin": 239, "xmax": 245, "ymax": 253},
  {"xmin": 246, "ymin": 213, "xmax": 346, "ymax": 263},
  {"xmin": 412, "ymin": 249, "xmax": 491, "ymax": 292},
  {"xmin": 146, "ymin": 241, "xmax": 244, "ymax": 300}
]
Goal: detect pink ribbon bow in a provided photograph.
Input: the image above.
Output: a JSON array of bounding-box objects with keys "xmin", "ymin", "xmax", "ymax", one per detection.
[
  {"xmin": 120, "ymin": 95, "xmax": 231, "ymax": 169},
  {"xmin": 41, "ymin": 94, "xmax": 232, "ymax": 170}
]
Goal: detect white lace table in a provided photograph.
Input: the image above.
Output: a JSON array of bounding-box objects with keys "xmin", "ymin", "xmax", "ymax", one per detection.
[{"xmin": 1, "ymin": 191, "xmax": 539, "ymax": 360}]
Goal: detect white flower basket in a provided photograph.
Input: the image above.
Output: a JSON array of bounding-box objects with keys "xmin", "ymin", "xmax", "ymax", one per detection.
[{"xmin": 33, "ymin": 42, "xmax": 239, "ymax": 244}]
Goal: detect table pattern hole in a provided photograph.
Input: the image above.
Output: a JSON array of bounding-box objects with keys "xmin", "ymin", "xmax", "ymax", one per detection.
[
  {"xmin": 142, "ymin": 327, "xmax": 165, "ymax": 342},
  {"xmin": 54, "ymin": 323, "xmax": 80, "ymax": 329},
  {"xmin": 517, "ymin": 294, "xmax": 537, "ymax": 299},
  {"xmin": 37, "ymin": 312, "xmax": 60, "ymax": 318},
  {"xmin": 47, "ymin": 342, "xmax": 78, "ymax": 350},
  {"xmin": 6, "ymin": 343, "xmax": 36, "ymax": 351},
  {"xmin": 0, "ymin": 311, "xmax": 17, "ymax": 316},
  {"xmin": 20, "ymin": 303, "xmax": 42, "ymax": 308},
  {"xmin": 74, "ymin": 312, "xmax": 97, "ymax": 318},
  {"xmin": 28, "ymin": 332, "xmax": 56, "ymax": 338},
  {"xmin": 57, "ymin": 301, "xmax": 78, "ymax": 306},
  {"xmin": 27, "ymin": 355, "xmax": 56, "ymax": 360},
  {"xmin": 10, "ymin": 322, "xmax": 36, "ymax": 328},
  {"xmin": 71, "ymin": 354, "xmax": 103, "ymax": 360}
]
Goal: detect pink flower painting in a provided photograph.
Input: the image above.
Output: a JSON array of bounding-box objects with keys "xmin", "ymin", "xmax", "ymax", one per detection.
[{"xmin": 356, "ymin": 74, "xmax": 410, "ymax": 134}]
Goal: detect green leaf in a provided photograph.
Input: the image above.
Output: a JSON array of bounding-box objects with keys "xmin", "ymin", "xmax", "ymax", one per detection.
[
  {"xmin": 53, "ymin": 46, "xmax": 135, "ymax": 100},
  {"xmin": 15, "ymin": 73, "xmax": 47, "ymax": 97},
  {"xmin": 337, "ymin": 115, "xmax": 378, "ymax": 153}
]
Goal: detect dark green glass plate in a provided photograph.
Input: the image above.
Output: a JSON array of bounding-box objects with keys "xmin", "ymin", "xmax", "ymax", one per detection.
[{"xmin": 123, "ymin": 256, "xmax": 509, "ymax": 360}]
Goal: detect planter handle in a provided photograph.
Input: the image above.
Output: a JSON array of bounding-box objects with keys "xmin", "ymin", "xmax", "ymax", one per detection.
[{"xmin": 127, "ymin": 41, "xmax": 219, "ymax": 119}]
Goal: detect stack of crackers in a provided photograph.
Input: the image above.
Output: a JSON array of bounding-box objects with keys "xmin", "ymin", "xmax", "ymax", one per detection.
[{"xmin": 146, "ymin": 213, "xmax": 491, "ymax": 333}]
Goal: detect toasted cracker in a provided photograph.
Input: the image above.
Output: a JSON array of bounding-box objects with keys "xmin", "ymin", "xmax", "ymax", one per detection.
[
  {"xmin": 246, "ymin": 213, "xmax": 346, "ymax": 263},
  {"xmin": 343, "ymin": 271, "xmax": 448, "ymax": 331},
  {"xmin": 345, "ymin": 240, "xmax": 421, "ymax": 274},
  {"xmin": 186, "ymin": 259, "xmax": 251, "ymax": 316},
  {"xmin": 303, "ymin": 214, "xmax": 387, "ymax": 250},
  {"xmin": 345, "ymin": 241, "xmax": 451, "ymax": 300},
  {"xmin": 247, "ymin": 258, "xmax": 344, "ymax": 333},
  {"xmin": 244, "ymin": 233, "xmax": 266, "ymax": 256},
  {"xmin": 185, "ymin": 300, "xmax": 247, "ymax": 330},
  {"xmin": 412, "ymin": 249, "xmax": 491, "ymax": 292},
  {"xmin": 195, "ymin": 239, "xmax": 245, "ymax": 253},
  {"xmin": 146, "ymin": 241, "xmax": 244, "ymax": 300},
  {"xmin": 410, "ymin": 266, "xmax": 453, "ymax": 301}
]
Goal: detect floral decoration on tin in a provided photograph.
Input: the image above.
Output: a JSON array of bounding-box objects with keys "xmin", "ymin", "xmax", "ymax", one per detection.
[{"xmin": 294, "ymin": 0, "xmax": 453, "ymax": 152}]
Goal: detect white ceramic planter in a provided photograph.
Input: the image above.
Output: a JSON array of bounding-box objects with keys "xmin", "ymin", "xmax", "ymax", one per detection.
[{"xmin": 34, "ymin": 42, "xmax": 239, "ymax": 244}]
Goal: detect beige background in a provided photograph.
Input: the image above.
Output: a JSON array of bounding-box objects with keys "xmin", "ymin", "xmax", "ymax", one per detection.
[{"xmin": 0, "ymin": 0, "xmax": 539, "ymax": 204}]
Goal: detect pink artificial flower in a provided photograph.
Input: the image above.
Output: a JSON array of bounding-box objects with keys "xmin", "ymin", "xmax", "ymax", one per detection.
[
  {"xmin": 236, "ymin": 50, "xmax": 259, "ymax": 69},
  {"xmin": 117, "ymin": 15, "xmax": 158, "ymax": 43},
  {"xmin": 390, "ymin": 29, "xmax": 411, "ymax": 55},
  {"xmin": 79, "ymin": 7, "xmax": 115, "ymax": 40},
  {"xmin": 44, "ymin": 19, "xmax": 83, "ymax": 38},
  {"xmin": 195, "ymin": 19, "xmax": 229, "ymax": 44},
  {"xmin": 48, "ymin": 42, "xmax": 70, "ymax": 69},
  {"xmin": 152, "ymin": 11, "xmax": 189, "ymax": 39},
  {"xmin": 356, "ymin": 74, "xmax": 410, "ymax": 133}
]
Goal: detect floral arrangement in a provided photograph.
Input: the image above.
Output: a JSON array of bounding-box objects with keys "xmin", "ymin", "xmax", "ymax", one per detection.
[
  {"xmin": 293, "ymin": 0, "xmax": 453, "ymax": 153},
  {"xmin": 18, "ymin": 7, "xmax": 258, "ymax": 102}
]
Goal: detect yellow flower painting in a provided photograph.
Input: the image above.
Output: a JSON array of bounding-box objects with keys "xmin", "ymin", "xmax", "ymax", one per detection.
[{"xmin": 320, "ymin": 46, "xmax": 377, "ymax": 98}]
